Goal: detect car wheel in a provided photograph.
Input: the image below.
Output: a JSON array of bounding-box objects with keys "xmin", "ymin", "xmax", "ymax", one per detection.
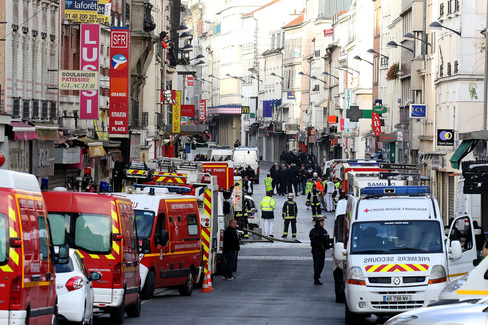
[
  {"xmin": 126, "ymin": 291, "xmax": 141, "ymax": 318},
  {"xmin": 110, "ymin": 296, "xmax": 125, "ymax": 324},
  {"xmin": 141, "ymin": 271, "xmax": 155, "ymax": 300},
  {"xmin": 178, "ymin": 272, "xmax": 194, "ymax": 296}
]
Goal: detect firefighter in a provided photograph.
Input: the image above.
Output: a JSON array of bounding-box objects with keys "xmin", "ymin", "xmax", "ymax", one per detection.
[
  {"xmin": 307, "ymin": 184, "xmax": 323, "ymax": 221},
  {"xmin": 264, "ymin": 173, "xmax": 273, "ymax": 194},
  {"xmin": 235, "ymin": 197, "xmax": 251, "ymax": 239},
  {"xmin": 309, "ymin": 216, "xmax": 330, "ymax": 285},
  {"xmin": 282, "ymin": 193, "xmax": 298, "ymax": 238},
  {"xmin": 305, "ymin": 178, "xmax": 314, "ymax": 210}
]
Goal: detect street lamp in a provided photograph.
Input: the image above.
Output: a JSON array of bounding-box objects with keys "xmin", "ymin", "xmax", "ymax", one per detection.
[
  {"xmin": 298, "ymin": 71, "xmax": 313, "ymax": 78},
  {"xmin": 250, "ymin": 75, "xmax": 263, "ymax": 82},
  {"xmin": 322, "ymin": 71, "xmax": 339, "ymax": 80},
  {"xmin": 311, "ymin": 76, "xmax": 326, "ymax": 84},
  {"xmin": 175, "ymin": 24, "xmax": 189, "ymax": 33},
  {"xmin": 353, "ymin": 55, "xmax": 373, "ymax": 65},
  {"xmin": 208, "ymin": 74, "xmax": 221, "ymax": 80},
  {"xmin": 339, "ymin": 65, "xmax": 360, "ymax": 74},
  {"xmin": 193, "ymin": 60, "xmax": 205, "ymax": 65},
  {"xmin": 367, "ymin": 48, "xmax": 389, "ymax": 60},
  {"xmin": 403, "ymin": 33, "xmax": 432, "ymax": 47},
  {"xmin": 270, "ymin": 72, "xmax": 283, "ymax": 79},
  {"xmin": 335, "ymin": 66, "xmax": 353, "ymax": 75},
  {"xmin": 429, "ymin": 21, "xmax": 461, "ymax": 36},
  {"xmin": 180, "ymin": 43, "xmax": 194, "ymax": 52},
  {"xmin": 386, "ymin": 40, "xmax": 414, "ymax": 53},
  {"xmin": 226, "ymin": 74, "xmax": 247, "ymax": 83}
]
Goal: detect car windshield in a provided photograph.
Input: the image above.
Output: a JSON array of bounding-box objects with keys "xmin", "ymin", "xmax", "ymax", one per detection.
[
  {"xmin": 74, "ymin": 213, "xmax": 111, "ymax": 253},
  {"xmin": 134, "ymin": 210, "xmax": 155, "ymax": 239},
  {"xmin": 48, "ymin": 213, "xmax": 68, "ymax": 246},
  {"xmin": 0, "ymin": 214, "xmax": 7, "ymax": 264},
  {"xmin": 350, "ymin": 220, "xmax": 443, "ymax": 254}
]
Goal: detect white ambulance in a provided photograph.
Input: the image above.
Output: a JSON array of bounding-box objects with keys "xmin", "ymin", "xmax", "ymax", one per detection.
[{"xmin": 333, "ymin": 186, "xmax": 477, "ymax": 324}]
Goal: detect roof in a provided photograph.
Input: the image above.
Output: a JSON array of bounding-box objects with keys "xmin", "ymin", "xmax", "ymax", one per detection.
[
  {"xmin": 243, "ymin": 0, "xmax": 281, "ymax": 16},
  {"xmin": 283, "ymin": 13, "xmax": 304, "ymax": 28}
]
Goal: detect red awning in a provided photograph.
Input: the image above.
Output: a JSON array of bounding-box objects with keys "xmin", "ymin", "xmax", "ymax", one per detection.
[{"xmin": 9, "ymin": 122, "xmax": 38, "ymax": 141}]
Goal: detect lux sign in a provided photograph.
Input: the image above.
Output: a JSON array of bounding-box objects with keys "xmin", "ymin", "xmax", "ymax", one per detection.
[{"xmin": 80, "ymin": 24, "xmax": 100, "ymax": 119}]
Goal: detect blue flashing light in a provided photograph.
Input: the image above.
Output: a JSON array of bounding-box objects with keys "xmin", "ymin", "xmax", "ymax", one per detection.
[
  {"xmin": 41, "ymin": 178, "xmax": 49, "ymax": 191},
  {"xmin": 99, "ymin": 181, "xmax": 108, "ymax": 193},
  {"xmin": 361, "ymin": 186, "xmax": 430, "ymax": 197}
]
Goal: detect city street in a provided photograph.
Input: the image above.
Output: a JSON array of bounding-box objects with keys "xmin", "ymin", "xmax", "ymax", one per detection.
[{"xmin": 93, "ymin": 162, "xmax": 378, "ymax": 324}]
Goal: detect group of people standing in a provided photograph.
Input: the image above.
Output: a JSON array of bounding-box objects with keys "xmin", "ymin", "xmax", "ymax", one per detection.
[{"xmin": 268, "ymin": 163, "xmax": 323, "ymax": 196}]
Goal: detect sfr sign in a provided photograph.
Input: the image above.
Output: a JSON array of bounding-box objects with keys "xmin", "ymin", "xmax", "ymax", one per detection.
[{"xmin": 111, "ymin": 31, "xmax": 128, "ymax": 48}]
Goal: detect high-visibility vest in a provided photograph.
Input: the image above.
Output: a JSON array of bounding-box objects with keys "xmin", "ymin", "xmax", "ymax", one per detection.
[
  {"xmin": 305, "ymin": 181, "xmax": 313, "ymax": 194},
  {"xmin": 265, "ymin": 177, "xmax": 273, "ymax": 191},
  {"xmin": 316, "ymin": 181, "xmax": 324, "ymax": 192},
  {"xmin": 260, "ymin": 196, "xmax": 276, "ymax": 211}
]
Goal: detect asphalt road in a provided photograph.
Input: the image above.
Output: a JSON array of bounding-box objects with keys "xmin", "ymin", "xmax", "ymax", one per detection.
[{"xmin": 93, "ymin": 162, "xmax": 378, "ymax": 324}]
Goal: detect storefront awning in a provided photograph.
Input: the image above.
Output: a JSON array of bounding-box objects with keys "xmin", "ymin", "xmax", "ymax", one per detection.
[
  {"xmin": 88, "ymin": 143, "xmax": 107, "ymax": 157},
  {"xmin": 33, "ymin": 123, "xmax": 61, "ymax": 141},
  {"xmin": 108, "ymin": 148, "xmax": 124, "ymax": 162},
  {"xmin": 450, "ymin": 140, "xmax": 477, "ymax": 169},
  {"xmin": 9, "ymin": 121, "xmax": 38, "ymax": 140},
  {"xmin": 422, "ymin": 150, "xmax": 453, "ymax": 160}
]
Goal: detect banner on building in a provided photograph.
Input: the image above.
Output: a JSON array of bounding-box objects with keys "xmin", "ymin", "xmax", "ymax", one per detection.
[
  {"xmin": 187, "ymin": 76, "xmax": 194, "ymax": 86},
  {"xmin": 59, "ymin": 70, "xmax": 98, "ymax": 90},
  {"xmin": 172, "ymin": 91, "xmax": 181, "ymax": 133},
  {"xmin": 109, "ymin": 27, "xmax": 129, "ymax": 134},
  {"xmin": 372, "ymin": 112, "xmax": 381, "ymax": 136},
  {"xmin": 437, "ymin": 129, "xmax": 454, "ymax": 146},
  {"xmin": 80, "ymin": 24, "xmax": 100, "ymax": 119},
  {"xmin": 65, "ymin": 0, "xmax": 111, "ymax": 23},
  {"xmin": 199, "ymin": 100, "xmax": 206, "ymax": 122},
  {"xmin": 263, "ymin": 100, "xmax": 272, "ymax": 117},
  {"xmin": 181, "ymin": 105, "xmax": 195, "ymax": 117},
  {"xmin": 410, "ymin": 103, "xmax": 427, "ymax": 119}
]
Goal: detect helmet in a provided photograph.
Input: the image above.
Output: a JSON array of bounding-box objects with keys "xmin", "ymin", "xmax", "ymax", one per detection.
[
  {"xmin": 313, "ymin": 172, "xmax": 318, "ymax": 177},
  {"xmin": 287, "ymin": 193, "xmax": 294, "ymax": 199},
  {"xmin": 316, "ymin": 216, "xmax": 326, "ymax": 222}
]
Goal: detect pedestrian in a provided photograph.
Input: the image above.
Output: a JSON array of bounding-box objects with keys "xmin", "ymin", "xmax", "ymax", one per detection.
[
  {"xmin": 244, "ymin": 165, "xmax": 255, "ymax": 194},
  {"xmin": 309, "ymin": 216, "xmax": 330, "ymax": 285},
  {"xmin": 278, "ymin": 164, "xmax": 288, "ymax": 196},
  {"xmin": 223, "ymin": 219, "xmax": 240, "ymax": 280},
  {"xmin": 282, "ymin": 193, "xmax": 298, "ymax": 238},
  {"xmin": 264, "ymin": 173, "xmax": 273, "ymax": 195},
  {"xmin": 260, "ymin": 190, "xmax": 277, "ymax": 237},
  {"xmin": 270, "ymin": 164, "xmax": 278, "ymax": 194},
  {"xmin": 298, "ymin": 165, "xmax": 308, "ymax": 195},
  {"xmin": 234, "ymin": 138, "xmax": 241, "ymax": 148},
  {"xmin": 307, "ymin": 184, "xmax": 323, "ymax": 221},
  {"xmin": 325, "ymin": 177, "xmax": 335, "ymax": 212}
]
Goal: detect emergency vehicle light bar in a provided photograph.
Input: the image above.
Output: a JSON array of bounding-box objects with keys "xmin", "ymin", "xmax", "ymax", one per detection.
[
  {"xmin": 133, "ymin": 184, "xmax": 191, "ymax": 193},
  {"xmin": 361, "ymin": 186, "xmax": 430, "ymax": 197}
]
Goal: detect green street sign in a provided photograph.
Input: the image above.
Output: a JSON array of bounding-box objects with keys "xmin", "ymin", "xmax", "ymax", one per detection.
[{"xmin": 373, "ymin": 106, "xmax": 388, "ymax": 114}]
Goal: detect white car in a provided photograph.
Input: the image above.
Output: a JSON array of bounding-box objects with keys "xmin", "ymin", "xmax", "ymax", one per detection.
[
  {"xmin": 55, "ymin": 249, "xmax": 101, "ymax": 324},
  {"xmin": 385, "ymin": 296, "xmax": 488, "ymax": 325}
]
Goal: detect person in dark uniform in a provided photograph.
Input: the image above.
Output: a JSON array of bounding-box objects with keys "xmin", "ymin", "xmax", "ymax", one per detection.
[
  {"xmin": 307, "ymin": 184, "xmax": 323, "ymax": 221},
  {"xmin": 235, "ymin": 197, "xmax": 251, "ymax": 239},
  {"xmin": 270, "ymin": 164, "xmax": 278, "ymax": 194},
  {"xmin": 278, "ymin": 164, "xmax": 288, "ymax": 196},
  {"xmin": 223, "ymin": 219, "xmax": 240, "ymax": 280},
  {"xmin": 282, "ymin": 193, "xmax": 298, "ymax": 238},
  {"xmin": 309, "ymin": 216, "xmax": 330, "ymax": 285}
]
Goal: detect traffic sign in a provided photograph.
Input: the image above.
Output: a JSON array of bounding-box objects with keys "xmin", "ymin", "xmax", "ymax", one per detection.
[
  {"xmin": 379, "ymin": 163, "xmax": 420, "ymax": 171},
  {"xmin": 379, "ymin": 172, "xmax": 401, "ymax": 179}
]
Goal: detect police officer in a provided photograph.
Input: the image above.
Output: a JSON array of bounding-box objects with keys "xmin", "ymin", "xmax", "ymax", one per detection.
[
  {"xmin": 309, "ymin": 216, "xmax": 330, "ymax": 285},
  {"xmin": 264, "ymin": 173, "xmax": 273, "ymax": 195},
  {"xmin": 235, "ymin": 197, "xmax": 251, "ymax": 239},
  {"xmin": 307, "ymin": 184, "xmax": 323, "ymax": 221},
  {"xmin": 282, "ymin": 193, "xmax": 298, "ymax": 238}
]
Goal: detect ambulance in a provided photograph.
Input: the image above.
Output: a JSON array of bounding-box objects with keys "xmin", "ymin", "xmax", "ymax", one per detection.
[
  {"xmin": 333, "ymin": 186, "xmax": 477, "ymax": 324},
  {"xmin": 119, "ymin": 185, "xmax": 203, "ymax": 300},
  {"xmin": 346, "ymin": 171, "xmax": 405, "ymax": 196},
  {"xmin": 43, "ymin": 191, "xmax": 141, "ymax": 324},
  {"xmin": 0, "ymin": 170, "xmax": 60, "ymax": 325}
]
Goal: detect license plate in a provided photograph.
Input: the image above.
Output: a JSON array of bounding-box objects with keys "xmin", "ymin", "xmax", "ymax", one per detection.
[{"xmin": 383, "ymin": 295, "xmax": 412, "ymax": 302}]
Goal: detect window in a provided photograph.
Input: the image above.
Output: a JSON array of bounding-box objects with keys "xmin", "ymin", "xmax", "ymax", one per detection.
[
  {"xmin": 32, "ymin": 99, "xmax": 39, "ymax": 119},
  {"xmin": 42, "ymin": 100, "xmax": 48, "ymax": 119},
  {"xmin": 0, "ymin": 214, "xmax": 7, "ymax": 264},
  {"xmin": 440, "ymin": 64, "xmax": 444, "ymax": 77},
  {"xmin": 187, "ymin": 214, "xmax": 199, "ymax": 236},
  {"xmin": 351, "ymin": 221, "xmax": 443, "ymax": 254},
  {"xmin": 37, "ymin": 216, "xmax": 49, "ymax": 260},
  {"xmin": 454, "ymin": 0, "xmax": 460, "ymax": 12},
  {"xmin": 134, "ymin": 210, "xmax": 155, "ymax": 239},
  {"xmin": 440, "ymin": 3, "xmax": 445, "ymax": 16},
  {"xmin": 447, "ymin": 0, "xmax": 452, "ymax": 14},
  {"xmin": 129, "ymin": 215, "xmax": 137, "ymax": 251},
  {"xmin": 154, "ymin": 213, "xmax": 166, "ymax": 246},
  {"xmin": 449, "ymin": 217, "xmax": 473, "ymax": 252},
  {"xmin": 447, "ymin": 62, "xmax": 452, "ymax": 75},
  {"xmin": 12, "ymin": 98, "xmax": 20, "ymax": 117},
  {"xmin": 48, "ymin": 212, "xmax": 67, "ymax": 246},
  {"xmin": 49, "ymin": 101, "xmax": 56, "ymax": 119},
  {"xmin": 74, "ymin": 213, "xmax": 111, "ymax": 253}
]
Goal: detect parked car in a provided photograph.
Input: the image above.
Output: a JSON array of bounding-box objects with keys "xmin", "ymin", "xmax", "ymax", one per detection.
[
  {"xmin": 385, "ymin": 296, "xmax": 488, "ymax": 325},
  {"xmin": 56, "ymin": 249, "xmax": 102, "ymax": 325}
]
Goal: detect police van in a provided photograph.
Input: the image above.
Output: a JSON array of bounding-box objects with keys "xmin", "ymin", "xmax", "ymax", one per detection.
[{"xmin": 332, "ymin": 186, "xmax": 477, "ymax": 324}]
